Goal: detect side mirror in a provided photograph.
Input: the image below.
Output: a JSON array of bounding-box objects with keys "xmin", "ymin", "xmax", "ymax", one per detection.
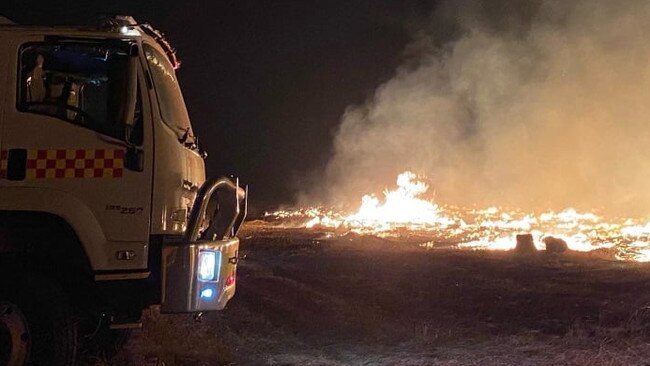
[
  {"xmin": 107, "ymin": 46, "xmax": 138, "ymax": 130},
  {"xmin": 128, "ymin": 43, "xmax": 139, "ymax": 57},
  {"xmin": 122, "ymin": 55, "xmax": 138, "ymax": 128}
]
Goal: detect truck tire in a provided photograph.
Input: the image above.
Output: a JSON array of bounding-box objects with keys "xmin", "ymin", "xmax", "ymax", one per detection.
[
  {"xmin": 0, "ymin": 269, "xmax": 78, "ymax": 366},
  {"xmin": 0, "ymin": 302, "xmax": 29, "ymax": 366}
]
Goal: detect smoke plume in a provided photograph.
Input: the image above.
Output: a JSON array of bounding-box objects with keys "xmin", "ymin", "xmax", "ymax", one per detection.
[{"xmin": 311, "ymin": 0, "xmax": 650, "ymax": 217}]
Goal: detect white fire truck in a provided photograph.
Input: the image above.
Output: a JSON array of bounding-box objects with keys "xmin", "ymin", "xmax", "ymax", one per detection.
[{"xmin": 0, "ymin": 15, "xmax": 246, "ymax": 365}]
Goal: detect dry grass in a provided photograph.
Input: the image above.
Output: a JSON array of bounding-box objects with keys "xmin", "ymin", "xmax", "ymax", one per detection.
[{"xmin": 100, "ymin": 224, "xmax": 650, "ymax": 365}]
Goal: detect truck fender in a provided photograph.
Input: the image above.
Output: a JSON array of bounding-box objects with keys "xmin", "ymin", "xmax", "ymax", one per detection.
[{"xmin": 0, "ymin": 186, "xmax": 132, "ymax": 271}]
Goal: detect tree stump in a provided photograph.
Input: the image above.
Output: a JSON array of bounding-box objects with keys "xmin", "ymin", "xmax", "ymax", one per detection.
[
  {"xmin": 543, "ymin": 236, "xmax": 568, "ymax": 254},
  {"xmin": 514, "ymin": 233, "xmax": 537, "ymax": 255}
]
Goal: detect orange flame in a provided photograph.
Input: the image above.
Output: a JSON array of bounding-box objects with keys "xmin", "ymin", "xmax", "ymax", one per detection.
[{"xmin": 266, "ymin": 171, "xmax": 650, "ymax": 262}]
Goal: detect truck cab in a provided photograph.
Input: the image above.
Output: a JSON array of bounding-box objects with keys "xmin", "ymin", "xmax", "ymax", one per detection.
[{"xmin": 0, "ymin": 15, "xmax": 246, "ymax": 366}]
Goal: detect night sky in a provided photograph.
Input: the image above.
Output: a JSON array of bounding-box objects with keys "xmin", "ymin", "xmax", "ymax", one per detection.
[{"xmin": 1, "ymin": 1, "xmax": 431, "ymax": 212}]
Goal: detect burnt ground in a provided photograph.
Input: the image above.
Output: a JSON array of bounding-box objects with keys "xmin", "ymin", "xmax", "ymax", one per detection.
[{"xmin": 108, "ymin": 222, "xmax": 650, "ymax": 365}]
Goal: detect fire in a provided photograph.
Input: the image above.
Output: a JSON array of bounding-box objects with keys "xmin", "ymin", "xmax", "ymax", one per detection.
[
  {"xmin": 266, "ymin": 171, "xmax": 650, "ymax": 262},
  {"xmin": 313, "ymin": 172, "xmax": 455, "ymax": 230}
]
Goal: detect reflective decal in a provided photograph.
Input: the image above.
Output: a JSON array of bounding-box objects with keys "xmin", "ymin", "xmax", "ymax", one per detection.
[{"xmin": 0, "ymin": 149, "xmax": 124, "ymax": 179}]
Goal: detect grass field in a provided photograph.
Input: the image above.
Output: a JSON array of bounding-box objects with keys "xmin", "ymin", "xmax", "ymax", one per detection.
[{"xmin": 108, "ymin": 222, "xmax": 650, "ymax": 365}]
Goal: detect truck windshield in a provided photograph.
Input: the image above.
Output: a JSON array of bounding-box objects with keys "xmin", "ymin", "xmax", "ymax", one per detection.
[
  {"xmin": 143, "ymin": 44, "xmax": 195, "ymax": 146},
  {"xmin": 18, "ymin": 41, "xmax": 138, "ymax": 141}
]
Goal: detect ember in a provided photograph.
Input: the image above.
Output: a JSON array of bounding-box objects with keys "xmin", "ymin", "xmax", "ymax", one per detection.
[{"xmin": 266, "ymin": 171, "xmax": 650, "ymax": 262}]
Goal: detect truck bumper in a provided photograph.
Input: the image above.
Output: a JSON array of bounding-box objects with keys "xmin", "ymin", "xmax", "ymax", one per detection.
[{"xmin": 160, "ymin": 237, "xmax": 239, "ymax": 313}]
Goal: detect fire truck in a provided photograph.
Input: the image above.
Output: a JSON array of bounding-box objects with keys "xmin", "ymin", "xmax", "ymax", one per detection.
[{"xmin": 0, "ymin": 15, "xmax": 247, "ymax": 365}]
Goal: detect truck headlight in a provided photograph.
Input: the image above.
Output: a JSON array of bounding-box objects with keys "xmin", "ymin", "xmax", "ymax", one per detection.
[{"xmin": 197, "ymin": 250, "xmax": 220, "ymax": 281}]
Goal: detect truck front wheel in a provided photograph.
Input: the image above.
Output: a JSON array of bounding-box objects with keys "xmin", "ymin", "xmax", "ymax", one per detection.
[
  {"xmin": 0, "ymin": 301, "xmax": 29, "ymax": 366},
  {"xmin": 0, "ymin": 270, "xmax": 78, "ymax": 366}
]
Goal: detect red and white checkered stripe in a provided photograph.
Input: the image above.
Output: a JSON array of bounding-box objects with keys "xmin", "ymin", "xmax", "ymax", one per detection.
[{"xmin": 0, "ymin": 149, "xmax": 125, "ymax": 179}]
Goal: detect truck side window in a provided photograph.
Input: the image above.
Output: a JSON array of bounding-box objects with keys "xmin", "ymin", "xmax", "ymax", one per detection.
[
  {"xmin": 17, "ymin": 42, "xmax": 142, "ymax": 144},
  {"xmin": 143, "ymin": 44, "xmax": 193, "ymax": 144}
]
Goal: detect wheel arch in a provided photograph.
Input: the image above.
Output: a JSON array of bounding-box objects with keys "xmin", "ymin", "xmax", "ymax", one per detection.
[
  {"xmin": 0, "ymin": 211, "xmax": 93, "ymax": 276},
  {"xmin": 0, "ymin": 187, "xmax": 106, "ymax": 271}
]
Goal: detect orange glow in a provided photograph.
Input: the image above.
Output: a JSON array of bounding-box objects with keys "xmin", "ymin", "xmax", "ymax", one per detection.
[{"xmin": 266, "ymin": 171, "xmax": 650, "ymax": 262}]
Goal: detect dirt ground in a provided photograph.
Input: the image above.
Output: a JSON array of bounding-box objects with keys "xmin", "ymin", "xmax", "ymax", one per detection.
[{"xmin": 110, "ymin": 222, "xmax": 650, "ymax": 365}]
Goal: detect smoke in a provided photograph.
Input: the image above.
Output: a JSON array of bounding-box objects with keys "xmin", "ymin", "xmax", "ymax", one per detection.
[{"xmin": 308, "ymin": 0, "xmax": 650, "ymax": 217}]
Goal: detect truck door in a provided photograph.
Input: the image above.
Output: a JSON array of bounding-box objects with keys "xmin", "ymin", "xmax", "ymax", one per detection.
[{"xmin": 1, "ymin": 37, "xmax": 154, "ymax": 268}]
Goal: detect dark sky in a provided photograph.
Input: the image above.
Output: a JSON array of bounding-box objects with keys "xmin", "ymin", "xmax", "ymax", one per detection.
[{"xmin": 1, "ymin": 0, "xmax": 431, "ymax": 212}]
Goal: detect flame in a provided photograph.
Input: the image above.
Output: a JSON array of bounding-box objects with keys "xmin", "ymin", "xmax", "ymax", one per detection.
[{"xmin": 266, "ymin": 171, "xmax": 650, "ymax": 262}]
